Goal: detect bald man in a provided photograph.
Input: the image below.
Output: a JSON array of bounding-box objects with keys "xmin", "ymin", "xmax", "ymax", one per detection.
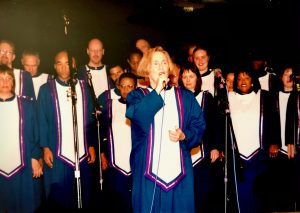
[
  {"xmin": 135, "ymin": 38, "xmax": 151, "ymax": 55},
  {"xmin": 78, "ymin": 38, "xmax": 114, "ymax": 97}
]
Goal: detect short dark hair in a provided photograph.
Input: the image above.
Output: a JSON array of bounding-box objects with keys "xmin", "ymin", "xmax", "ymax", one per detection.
[
  {"xmin": 0, "ymin": 64, "xmax": 15, "ymax": 93},
  {"xmin": 233, "ymin": 67, "xmax": 261, "ymax": 93},
  {"xmin": 118, "ymin": 72, "xmax": 137, "ymax": 87}
]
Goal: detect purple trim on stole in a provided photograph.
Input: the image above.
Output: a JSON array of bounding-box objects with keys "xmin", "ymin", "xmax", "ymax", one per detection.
[
  {"xmin": 0, "ymin": 97, "xmax": 25, "ymax": 178},
  {"xmin": 144, "ymin": 87, "xmax": 186, "ymax": 192},
  {"xmin": 50, "ymin": 80, "xmax": 87, "ymax": 168}
]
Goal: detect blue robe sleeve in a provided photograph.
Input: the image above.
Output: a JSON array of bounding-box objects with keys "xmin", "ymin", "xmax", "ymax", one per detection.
[
  {"xmin": 37, "ymin": 83, "xmax": 52, "ymax": 148},
  {"xmin": 126, "ymin": 89, "xmax": 164, "ymax": 132},
  {"xmin": 97, "ymin": 90, "xmax": 110, "ymax": 154}
]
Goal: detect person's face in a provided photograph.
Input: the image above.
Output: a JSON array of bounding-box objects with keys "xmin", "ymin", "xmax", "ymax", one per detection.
[
  {"xmin": 252, "ymin": 59, "xmax": 265, "ymax": 71},
  {"xmin": 193, "ymin": 49, "xmax": 209, "ymax": 72},
  {"xmin": 0, "ymin": 72, "xmax": 14, "ymax": 95},
  {"xmin": 181, "ymin": 70, "xmax": 197, "ymax": 92},
  {"xmin": 169, "ymin": 65, "xmax": 180, "ymax": 87},
  {"xmin": 128, "ymin": 53, "xmax": 142, "ymax": 73},
  {"xmin": 226, "ymin": 72, "xmax": 234, "ymax": 92},
  {"xmin": 54, "ymin": 52, "xmax": 70, "ymax": 82},
  {"xmin": 149, "ymin": 52, "xmax": 169, "ymax": 86},
  {"xmin": 136, "ymin": 39, "xmax": 150, "ymax": 55},
  {"xmin": 281, "ymin": 68, "xmax": 293, "ymax": 91},
  {"xmin": 237, "ymin": 72, "xmax": 252, "ymax": 94},
  {"xmin": 187, "ymin": 46, "xmax": 196, "ymax": 63},
  {"xmin": 0, "ymin": 43, "xmax": 15, "ymax": 68},
  {"xmin": 109, "ymin": 66, "xmax": 124, "ymax": 83},
  {"xmin": 22, "ymin": 55, "xmax": 40, "ymax": 76},
  {"xmin": 118, "ymin": 77, "xmax": 135, "ymax": 101},
  {"xmin": 87, "ymin": 39, "xmax": 104, "ymax": 66}
]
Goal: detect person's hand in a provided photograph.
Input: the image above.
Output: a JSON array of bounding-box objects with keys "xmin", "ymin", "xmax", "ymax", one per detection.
[
  {"xmin": 32, "ymin": 158, "xmax": 43, "ymax": 178},
  {"xmin": 210, "ymin": 149, "xmax": 220, "ymax": 163},
  {"xmin": 88, "ymin": 146, "xmax": 96, "ymax": 164},
  {"xmin": 169, "ymin": 127, "xmax": 185, "ymax": 142},
  {"xmin": 155, "ymin": 73, "xmax": 169, "ymax": 94},
  {"xmin": 287, "ymin": 144, "xmax": 295, "ymax": 159},
  {"xmin": 43, "ymin": 147, "xmax": 53, "ymax": 168},
  {"xmin": 101, "ymin": 153, "xmax": 108, "ymax": 171},
  {"xmin": 269, "ymin": 144, "xmax": 279, "ymax": 158}
]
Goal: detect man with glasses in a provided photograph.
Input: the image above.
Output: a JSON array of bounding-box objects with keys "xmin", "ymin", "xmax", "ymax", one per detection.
[{"xmin": 0, "ymin": 40, "xmax": 35, "ymax": 99}]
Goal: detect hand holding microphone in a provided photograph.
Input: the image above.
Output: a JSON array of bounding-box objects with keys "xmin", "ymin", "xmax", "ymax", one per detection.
[{"xmin": 155, "ymin": 73, "xmax": 169, "ymax": 94}]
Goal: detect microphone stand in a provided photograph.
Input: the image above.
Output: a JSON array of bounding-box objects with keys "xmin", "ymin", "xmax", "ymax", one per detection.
[
  {"xmin": 86, "ymin": 70, "xmax": 103, "ymax": 191},
  {"xmin": 68, "ymin": 75, "xmax": 83, "ymax": 209},
  {"xmin": 63, "ymin": 12, "xmax": 83, "ymax": 209},
  {"xmin": 217, "ymin": 81, "xmax": 242, "ymax": 213}
]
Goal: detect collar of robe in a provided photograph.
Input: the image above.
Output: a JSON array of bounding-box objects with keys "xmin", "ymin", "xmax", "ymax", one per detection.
[
  {"xmin": 87, "ymin": 64, "xmax": 104, "ymax": 70},
  {"xmin": 200, "ymin": 69, "xmax": 211, "ymax": 77},
  {"xmin": 0, "ymin": 94, "xmax": 15, "ymax": 102},
  {"xmin": 55, "ymin": 77, "xmax": 77, "ymax": 86}
]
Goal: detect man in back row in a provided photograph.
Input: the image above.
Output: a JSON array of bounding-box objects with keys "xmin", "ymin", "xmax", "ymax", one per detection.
[
  {"xmin": 0, "ymin": 40, "xmax": 35, "ymax": 99},
  {"xmin": 78, "ymin": 38, "xmax": 114, "ymax": 98},
  {"xmin": 21, "ymin": 50, "xmax": 49, "ymax": 98}
]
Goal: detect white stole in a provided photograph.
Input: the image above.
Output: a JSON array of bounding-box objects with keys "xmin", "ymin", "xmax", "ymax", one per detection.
[
  {"xmin": 259, "ymin": 73, "xmax": 270, "ymax": 91},
  {"xmin": 0, "ymin": 97, "xmax": 23, "ymax": 177},
  {"xmin": 13, "ymin": 68, "xmax": 21, "ymax": 96},
  {"xmin": 201, "ymin": 71, "xmax": 215, "ymax": 96},
  {"xmin": 86, "ymin": 65, "xmax": 108, "ymax": 97},
  {"xmin": 150, "ymin": 87, "xmax": 182, "ymax": 185},
  {"xmin": 279, "ymin": 92, "xmax": 290, "ymax": 154},
  {"xmin": 111, "ymin": 100, "xmax": 131, "ymax": 175},
  {"xmin": 33, "ymin": 73, "xmax": 48, "ymax": 98},
  {"xmin": 56, "ymin": 81, "xmax": 86, "ymax": 166},
  {"xmin": 229, "ymin": 91, "xmax": 261, "ymax": 160}
]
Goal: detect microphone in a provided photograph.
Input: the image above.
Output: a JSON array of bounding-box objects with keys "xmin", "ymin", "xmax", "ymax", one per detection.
[{"xmin": 289, "ymin": 73, "xmax": 295, "ymax": 81}]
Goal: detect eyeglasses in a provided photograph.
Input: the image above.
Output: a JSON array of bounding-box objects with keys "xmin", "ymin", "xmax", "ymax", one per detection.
[
  {"xmin": 119, "ymin": 84, "xmax": 134, "ymax": 89},
  {"xmin": 0, "ymin": 50, "xmax": 14, "ymax": 56}
]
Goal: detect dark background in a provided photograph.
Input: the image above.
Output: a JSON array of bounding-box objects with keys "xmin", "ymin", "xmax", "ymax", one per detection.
[{"xmin": 0, "ymin": 0, "xmax": 299, "ymax": 74}]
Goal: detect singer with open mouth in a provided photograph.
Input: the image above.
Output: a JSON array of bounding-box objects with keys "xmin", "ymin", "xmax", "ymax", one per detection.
[{"xmin": 126, "ymin": 46, "xmax": 206, "ymax": 213}]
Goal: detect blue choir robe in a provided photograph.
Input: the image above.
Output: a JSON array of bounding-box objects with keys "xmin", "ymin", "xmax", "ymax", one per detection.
[
  {"xmin": 14, "ymin": 68, "xmax": 35, "ymax": 99},
  {"xmin": 126, "ymin": 86, "xmax": 206, "ymax": 213},
  {"xmin": 0, "ymin": 95, "xmax": 42, "ymax": 213},
  {"xmin": 98, "ymin": 91, "xmax": 132, "ymax": 213},
  {"xmin": 266, "ymin": 90, "xmax": 297, "ymax": 211},
  {"xmin": 191, "ymin": 90, "xmax": 222, "ymax": 213},
  {"xmin": 37, "ymin": 78, "xmax": 96, "ymax": 210},
  {"xmin": 227, "ymin": 89, "xmax": 281, "ymax": 213}
]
